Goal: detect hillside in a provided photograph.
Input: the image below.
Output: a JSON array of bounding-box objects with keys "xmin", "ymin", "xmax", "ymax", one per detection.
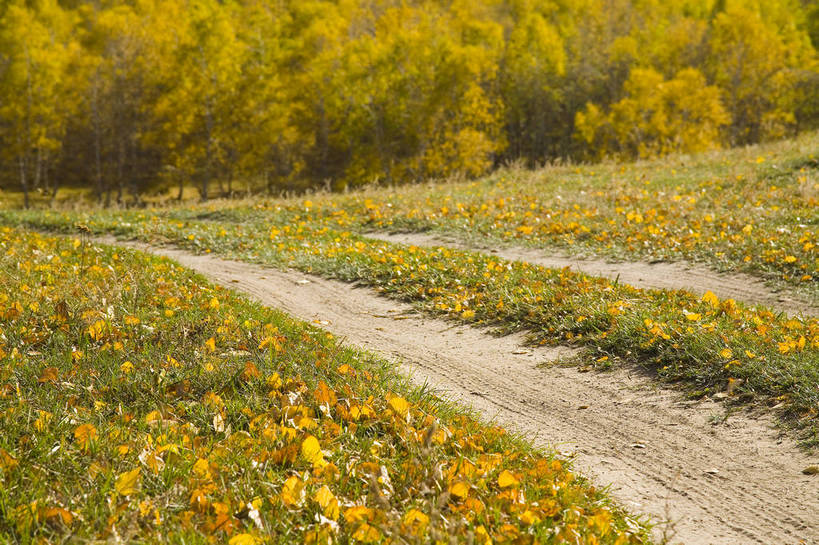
[{"xmin": 3, "ymin": 132, "xmax": 819, "ymax": 543}]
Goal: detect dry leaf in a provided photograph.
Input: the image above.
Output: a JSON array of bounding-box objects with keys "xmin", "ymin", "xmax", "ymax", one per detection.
[
  {"xmin": 497, "ymin": 469, "xmax": 519, "ymax": 488},
  {"xmin": 115, "ymin": 468, "xmax": 141, "ymax": 496}
]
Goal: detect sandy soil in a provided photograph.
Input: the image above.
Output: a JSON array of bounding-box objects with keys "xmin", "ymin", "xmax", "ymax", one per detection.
[
  {"xmin": 367, "ymin": 231, "xmax": 817, "ymax": 317},
  {"xmin": 101, "ymin": 238, "xmax": 819, "ymax": 545}
]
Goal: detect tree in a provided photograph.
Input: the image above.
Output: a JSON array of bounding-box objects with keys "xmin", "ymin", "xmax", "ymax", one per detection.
[
  {"xmin": 706, "ymin": 6, "xmax": 814, "ymax": 144},
  {"xmin": 575, "ymin": 67, "xmax": 729, "ymax": 159},
  {"xmin": 0, "ymin": 0, "xmax": 79, "ymax": 207}
]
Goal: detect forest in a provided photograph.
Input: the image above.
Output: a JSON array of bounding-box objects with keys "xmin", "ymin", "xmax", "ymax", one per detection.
[{"xmin": 1, "ymin": 0, "xmax": 817, "ymax": 206}]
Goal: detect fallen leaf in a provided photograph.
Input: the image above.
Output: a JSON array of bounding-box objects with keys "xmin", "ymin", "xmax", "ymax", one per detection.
[
  {"xmin": 38, "ymin": 367, "xmax": 59, "ymax": 384},
  {"xmin": 701, "ymin": 291, "xmax": 719, "ymax": 308},
  {"xmin": 115, "ymin": 468, "xmax": 141, "ymax": 496},
  {"xmin": 229, "ymin": 533, "xmax": 258, "ymax": 545},
  {"xmin": 449, "ymin": 481, "xmax": 469, "ymax": 499},
  {"xmin": 280, "ymin": 476, "xmax": 304, "ymax": 507},
  {"xmin": 388, "ymin": 395, "xmax": 410, "ymax": 417},
  {"xmin": 74, "ymin": 424, "xmax": 97, "ymax": 451},
  {"xmin": 498, "ymin": 470, "xmax": 519, "ymax": 488},
  {"xmin": 313, "ymin": 485, "xmax": 339, "ymax": 520},
  {"xmin": 43, "ymin": 507, "xmax": 73, "ymax": 526},
  {"xmin": 301, "ymin": 435, "xmax": 325, "ymax": 467}
]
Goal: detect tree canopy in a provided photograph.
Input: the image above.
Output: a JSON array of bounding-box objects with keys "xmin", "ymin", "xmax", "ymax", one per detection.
[{"xmin": 0, "ymin": 0, "xmax": 817, "ymax": 204}]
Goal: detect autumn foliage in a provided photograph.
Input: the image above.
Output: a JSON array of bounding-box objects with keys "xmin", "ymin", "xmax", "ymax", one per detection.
[{"xmin": 0, "ymin": 0, "xmax": 817, "ymax": 205}]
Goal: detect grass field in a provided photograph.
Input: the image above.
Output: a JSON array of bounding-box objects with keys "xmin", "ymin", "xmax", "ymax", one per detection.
[
  {"xmin": 3, "ymin": 134, "xmax": 818, "ymax": 446},
  {"xmin": 0, "ymin": 227, "xmax": 650, "ymax": 543}
]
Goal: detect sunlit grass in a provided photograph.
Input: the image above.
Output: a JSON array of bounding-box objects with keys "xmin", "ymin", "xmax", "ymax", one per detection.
[
  {"xmin": 0, "ymin": 228, "xmax": 650, "ymax": 543},
  {"xmin": 1, "ymin": 134, "xmax": 818, "ymax": 446}
]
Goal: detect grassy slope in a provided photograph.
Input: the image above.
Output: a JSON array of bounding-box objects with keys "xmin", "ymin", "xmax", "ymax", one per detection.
[
  {"xmin": 1, "ymin": 134, "xmax": 818, "ymax": 446},
  {"xmin": 0, "ymin": 228, "xmax": 649, "ymax": 543},
  {"xmin": 157, "ymin": 130, "xmax": 819, "ymax": 298}
]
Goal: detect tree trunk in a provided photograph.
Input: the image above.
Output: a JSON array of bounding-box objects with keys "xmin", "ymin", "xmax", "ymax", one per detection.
[
  {"xmin": 19, "ymin": 155, "xmax": 29, "ymax": 209},
  {"xmin": 49, "ymin": 165, "xmax": 59, "ymax": 201},
  {"xmin": 177, "ymin": 170, "xmax": 185, "ymax": 200},
  {"xmin": 34, "ymin": 147, "xmax": 42, "ymax": 193},
  {"xmin": 93, "ymin": 79, "xmax": 104, "ymax": 204},
  {"xmin": 116, "ymin": 139, "xmax": 124, "ymax": 204}
]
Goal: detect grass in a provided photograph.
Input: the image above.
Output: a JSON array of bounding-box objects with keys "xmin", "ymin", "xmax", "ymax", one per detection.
[
  {"xmin": 5, "ymin": 204, "xmax": 819, "ymax": 445},
  {"xmin": 335, "ymin": 130, "xmax": 819, "ymax": 299},
  {"xmin": 1, "ymin": 133, "xmax": 817, "ymax": 447},
  {"xmin": 0, "ymin": 227, "xmax": 650, "ymax": 543},
  {"xmin": 146, "ymin": 130, "xmax": 819, "ymax": 300}
]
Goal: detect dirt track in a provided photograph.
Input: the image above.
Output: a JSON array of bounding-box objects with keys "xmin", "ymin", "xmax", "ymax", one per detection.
[
  {"xmin": 368, "ymin": 231, "xmax": 817, "ymax": 317},
  {"xmin": 102, "ymin": 238, "xmax": 819, "ymax": 545}
]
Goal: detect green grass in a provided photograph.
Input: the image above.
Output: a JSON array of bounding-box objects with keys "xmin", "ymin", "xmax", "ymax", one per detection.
[
  {"xmin": 160, "ymin": 130, "xmax": 819, "ymax": 300},
  {"xmin": 0, "ymin": 227, "xmax": 650, "ymax": 543},
  {"xmin": 1, "ymin": 133, "xmax": 818, "ymax": 446}
]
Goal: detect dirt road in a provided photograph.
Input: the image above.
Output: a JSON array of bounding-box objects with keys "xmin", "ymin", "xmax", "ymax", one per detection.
[
  {"xmin": 367, "ymin": 231, "xmax": 817, "ymax": 317},
  {"xmin": 102, "ymin": 238, "xmax": 819, "ymax": 545}
]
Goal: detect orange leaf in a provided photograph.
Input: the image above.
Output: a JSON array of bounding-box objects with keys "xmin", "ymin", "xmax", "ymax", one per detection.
[
  {"xmin": 43, "ymin": 507, "xmax": 73, "ymax": 526},
  {"xmin": 38, "ymin": 367, "xmax": 59, "ymax": 384},
  {"xmin": 73, "ymin": 424, "xmax": 97, "ymax": 452},
  {"xmin": 449, "ymin": 481, "xmax": 469, "ymax": 499}
]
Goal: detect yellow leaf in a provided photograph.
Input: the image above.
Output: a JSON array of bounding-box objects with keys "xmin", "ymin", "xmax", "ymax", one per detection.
[
  {"xmin": 475, "ymin": 525, "xmax": 492, "ymax": 545},
  {"xmin": 498, "ymin": 469, "xmax": 519, "ymax": 488},
  {"xmin": 43, "ymin": 507, "xmax": 73, "ymax": 526},
  {"xmin": 0, "ymin": 448, "xmax": 18, "ymax": 469},
  {"xmin": 229, "ymin": 533, "xmax": 259, "ymax": 545},
  {"xmin": 519, "ymin": 509, "xmax": 541, "ymax": 525},
  {"xmin": 87, "ymin": 320, "xmax": 106, "ymax": 341},
  {"xmin": 343, "ymin": 505, "xmax": 373, "ymax": 523},
  {"xmin": 352, "ymin": 522, "xmax": 381, "ymax": 543},
  {"xmin": 701, "ymin": 291, "xmax": 719, "ymax": 308},
  {"xmin": 684, "ymin": 311, "xmax": 701, "ymax": 321},
  {"xmin": 402, "ymin": 508, "xmax": 430, "ymax": 536},
  {"xmin": 313, "ymin": 485, "xmax": 339, "ymax": 520},
  {"xmin": 449, "ymin": 481, "xmax": 469, "ymax": 499},
  {"xmin": 267, "ymin": 373, "xmax": 282, "ymax": 389},
  {"xmin": 34, "ymin": 411, "xmax": 52, "ymax": 432},
  {"xmin": 192, "ymin": 458, "xmax": 210, "ymax": 479},
  {"xmin": 301, "ymin": 435, "xmax": 325, "ymax": 467},
  {"xmin": 38, "ymin": 367, "xmax": 59, "ymax": 384},
  {"xmin": 388, "ymin": 396, "xmax": 410, "ymax": 417},
  {"xmin": 115, "ymin": 468, "xmax": 141, "ymax": 496},
  {"xmin": 204, "ymin": 337, "xmax": 216, "ymax": 353},
  {"xmin": 120, "ymin": 361, "xmax": 133, "ymax": 374},
  {"xmin": 281, "ymin": 476, "xmax": 304, "ymax": 507}
]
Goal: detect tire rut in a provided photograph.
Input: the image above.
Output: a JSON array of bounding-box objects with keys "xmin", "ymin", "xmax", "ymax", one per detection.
[
  {"xmin": 367, "ymin": 231, "xmax": 817, "ymax": 317},
  {"xmin": 101, "ymin": 239, "xmax": 819, "ymax": 545}
]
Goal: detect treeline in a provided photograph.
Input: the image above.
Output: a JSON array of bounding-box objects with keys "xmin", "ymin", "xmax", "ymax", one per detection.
[{"xmin": 1, "ymin": 0, "xmax": 817, "ymax": 206}]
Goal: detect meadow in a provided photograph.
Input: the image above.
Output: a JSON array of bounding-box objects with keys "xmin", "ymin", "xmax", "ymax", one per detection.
[
  {"xmin": 2, "ymin": 0, "xmax": 818, "ymax": 541},
  {"xmin": 0, "ymin": 227, "xmax": 650, "ymax": 543},
  {"xmin": 5, "ymin": 132, "xmax": 818, "ymax": 446}
]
